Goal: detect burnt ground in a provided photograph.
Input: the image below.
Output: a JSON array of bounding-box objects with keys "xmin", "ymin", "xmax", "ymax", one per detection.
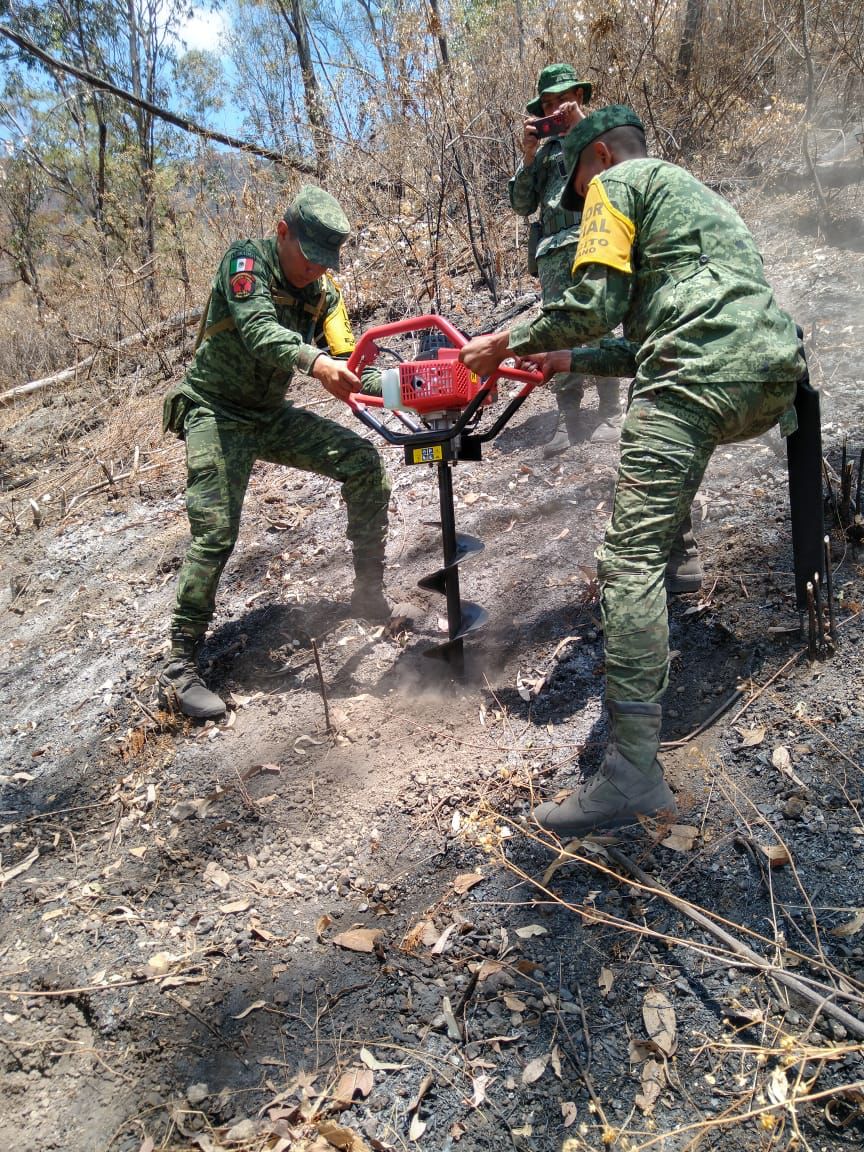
[{"xmin": 1, "ymin": 193, "xmax": 864, "ymax": 1152}]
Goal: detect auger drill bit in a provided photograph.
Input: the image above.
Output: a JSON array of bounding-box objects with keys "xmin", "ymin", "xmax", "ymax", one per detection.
[{"xmin": 420, "ymin": 460, "xmax": 489, "ymax": 671}]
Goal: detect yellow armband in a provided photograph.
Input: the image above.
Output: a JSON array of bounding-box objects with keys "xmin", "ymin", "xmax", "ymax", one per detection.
[
  {"xmin": 322, "ymin": 282, "xmax": 355, "ymax": 357},
  {"xmin": 572, "ymin": 179, "xmax": 635, "ymax": 276}
]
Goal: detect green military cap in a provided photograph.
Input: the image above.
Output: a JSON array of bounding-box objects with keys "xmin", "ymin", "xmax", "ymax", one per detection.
[
  {"xmin": 526, "ymin": 63, "xmax": 592, "ymax": 115},
  {"xmin": 284, "ymin": 185, "xmax": 350, "ymax": 270},
  {"xmin": 557, "ymin": 104, "xmax": 645, "ymax": 211}
]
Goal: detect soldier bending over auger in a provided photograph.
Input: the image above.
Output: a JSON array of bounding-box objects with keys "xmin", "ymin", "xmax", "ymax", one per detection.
[
  {"xmin": 159, "ymin": 187, "xmax": 391, "ymax": 720},
  {"xmin": 460, "ymin": 106, "xmax": 806, "ymax": 837}
]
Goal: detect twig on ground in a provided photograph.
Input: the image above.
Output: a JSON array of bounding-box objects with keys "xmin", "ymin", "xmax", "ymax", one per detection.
[
  {"xmin": 605, "ymin": 845, "xmax": 864, "ymax": 1040},
  {"xmin": 310, "ymin": 637, "xmax": 333, "ymax": 735}
]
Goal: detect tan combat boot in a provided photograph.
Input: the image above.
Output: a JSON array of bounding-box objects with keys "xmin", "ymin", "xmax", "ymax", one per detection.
[
  {"xmin": 543, "ymin": 389, "xmax": 589, "ymax": 458},
  {"xmin": 590, "ymin": 381, "xmax": 624, "ymax": 444},
  {"xmin": 532, "ymin": 701, "xmax": 676, "ymax": 838},
  {"xmin": 665, "ymin": 514, "xmax": 703, "ymax": 595}
]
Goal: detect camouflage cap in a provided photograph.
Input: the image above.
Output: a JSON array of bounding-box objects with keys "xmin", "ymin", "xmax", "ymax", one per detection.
[
  {"xmin": 283, "ymin": 186, "xmax": 350, "ymax": 270},
  {"xmin": 526, "ymin": 63, "xmax": 592, "ymax": 116},
  {"xmin": 557, "ymin": 104, "xmax": 645, "ymax": 211}
]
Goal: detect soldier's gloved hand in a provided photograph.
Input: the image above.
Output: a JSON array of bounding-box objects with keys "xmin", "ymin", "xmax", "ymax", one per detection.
[{"xmin": 311, "ymin": 354, "xmax": 360, "ymax": 403}]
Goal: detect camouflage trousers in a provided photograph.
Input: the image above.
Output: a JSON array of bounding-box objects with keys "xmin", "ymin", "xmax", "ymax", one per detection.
[
  {"xmin": 598, "ymin": 379, "xmax": 797, "ymax": 704},
  {"xmin": 172, "ymin": 402, "xmax": 391, "ymax": 638},
  {"xmin": 538, "ymin": 244, "xmax": 619, "ymax": 413}
]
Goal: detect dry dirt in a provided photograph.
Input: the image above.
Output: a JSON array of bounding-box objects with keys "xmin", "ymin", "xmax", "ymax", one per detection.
[{"xmin": 1, "ymin": 191, "xmax": 864, "ymax": 1152}]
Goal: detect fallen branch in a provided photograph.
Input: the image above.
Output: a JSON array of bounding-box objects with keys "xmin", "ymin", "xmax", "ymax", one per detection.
[
  {"xmin": 606, "ymin": 845, "xmax": 864, "ymax": 1040},
  {"xmin": 0, "ymin": 309, "xmax": 201, "ymax": 406}
]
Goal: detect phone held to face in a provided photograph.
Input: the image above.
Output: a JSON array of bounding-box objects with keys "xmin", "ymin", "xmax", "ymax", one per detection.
[{"xmin": 532, "ymin": 111, "xmax": 567, "ymax": 138}]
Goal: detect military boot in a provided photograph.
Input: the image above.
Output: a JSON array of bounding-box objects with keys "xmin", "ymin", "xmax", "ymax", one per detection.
[
  {"xmin": 533, "ymin": 700, "xmax": 676, "ymax": 838},
  {"xmin": 542, "ymin": 386, "xmax": 588, "ymax": 458},
  {"xmin": 350, "ymin": 555, "xmax": 392, "ymax": 623},
  {"xmin": 665, "ymin": 514, "xmax": 703, "ymax": 595},
  {"xmin": 590, "ymin": 382, "xmax": 624, "ymax": 444},
  {"xmin": 158, "ymin": 633, "xmax": 226, "ymax": 720}
]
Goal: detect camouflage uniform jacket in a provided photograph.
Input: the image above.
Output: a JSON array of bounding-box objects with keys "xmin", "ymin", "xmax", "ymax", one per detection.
[
  {"xmin": 508, "ymin": 138, "xmax": 582, "ymax": 258},
  {"xmin": 164, "ymin": 236, "xmax": 359, "ymax": 429},
  {"xmin": 509, "ymin": 158, "xmax": 806, "ymax": 393}
]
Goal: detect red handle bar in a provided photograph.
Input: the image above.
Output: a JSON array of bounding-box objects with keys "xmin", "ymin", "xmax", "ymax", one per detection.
[{"xmin": 346, "ymin": 315, "xmax": 541, "ymax": 409}]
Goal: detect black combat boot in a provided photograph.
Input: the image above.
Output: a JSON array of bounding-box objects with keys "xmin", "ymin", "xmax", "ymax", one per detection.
[
  {"xmin": 533, "ymin": 700, "xmax": 676, "ymax": 838},
  {"xmin": 350, "ymin": 555, "xmax": 392, "ymax": 623},
  {"xmin": 158, "ymin": 633, "xmax": 226, "ymax": 720},
  {"xmin": 665, "ymin": 514, "xmax": 703, "ymax": 595}
]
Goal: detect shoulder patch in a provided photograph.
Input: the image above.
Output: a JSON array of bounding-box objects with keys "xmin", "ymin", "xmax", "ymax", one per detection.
[
  {"xmin": 229, "ymin": 255, "xmax": 256, "ymax": 275},
  {"xmin": 572, "ymin": 179, "xmax": 635, "ymax": 275},
  {"xmin": 230, "ymin": 272, "xmax": 256, "ymax": 299}
]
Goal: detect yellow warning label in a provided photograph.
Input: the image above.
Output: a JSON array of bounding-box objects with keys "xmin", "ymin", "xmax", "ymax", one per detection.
[
  {"xmin": 409, "ymin": 444, "xmax": 444, "ymax": 465},
  {"xmin": 572, "ymin": 179, "xmax": 635, "ymax": 275}
]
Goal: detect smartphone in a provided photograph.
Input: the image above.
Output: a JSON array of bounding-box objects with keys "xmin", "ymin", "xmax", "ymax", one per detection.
[{"xmin": 532, "ymin": 111, "xmax": 567, "ymax": 138}]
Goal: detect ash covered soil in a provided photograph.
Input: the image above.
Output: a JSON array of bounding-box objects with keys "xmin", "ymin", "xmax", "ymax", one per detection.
[{"xmin": 1, "ymin": 195, "xmax": 864, "ymax": 1152}]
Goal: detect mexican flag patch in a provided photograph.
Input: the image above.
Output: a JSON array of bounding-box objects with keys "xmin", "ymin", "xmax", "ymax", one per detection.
[{"xmin": 229, "ymin": 255, "xmax": 256, "ymax": 275}]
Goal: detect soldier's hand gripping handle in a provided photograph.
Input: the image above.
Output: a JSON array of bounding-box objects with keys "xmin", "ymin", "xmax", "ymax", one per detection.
[{"xmin": 312, "ymin": 354, "xmax": 360, "ymax": 403}]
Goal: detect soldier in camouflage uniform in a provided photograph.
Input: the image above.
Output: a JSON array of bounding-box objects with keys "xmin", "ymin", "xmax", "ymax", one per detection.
[
  {"xmin": 159, "ymin": 186, "xmax": 392, "ymax": 720},
  {"xmin": 509, "ymin": 63, "xmax": 621, "ymax": 455},
  {"xmin": 462, "ymin": 106, "xmax": 805, "ymax": 836}
]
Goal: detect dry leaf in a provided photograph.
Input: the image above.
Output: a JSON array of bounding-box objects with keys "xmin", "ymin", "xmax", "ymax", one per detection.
[
  {"xmin": 635, "ymin": 1058, "xmax": 665, "ymax": 1113},
  {"xmin": 333, "ymin": 1067, "xmax": 374, "ymax": 1105},
  {"xmin": 598, "ymin": 966, "xmax": 615, "ymax": 997},
  {"xmin": 220, "ymin": 898, "xmax": 251, "ymax": 914},
  {"xmin": 359, "ymin": 1047, "xmax": 404, "ymax": 1072},
  {"xmin": 408, "ymin": 1112, "xmax": 426, "ymax": 1141},
  {"xmin": 224, "ymin": 1115, "xmax": 259, "ymax": 1142},
  {"xmin": 629, "ymin": 1038, "xmax": 655, "ymax": 1064},
  {"xmin": 643, "ymin": 989, "xmax": 677, "ymax": 1056},
  {"xmin": 470, "ymin": 1073, "xmax": 493, "ymax": 1107},
  {"xmin": 169, "ymin": 796, "xmax": 214, "ymax": 821},
  {"xmin": 766, "ymin": 1064, "xmax": 789, "ymax": 1105},
  {"xmin": 561, "ymin": 1101, "xmax": 577, "ymax": 1127},
  {"xmin": 232, "ymin": 1000, "xmax": 266, "ymax": 1020},
  {"xmin": 503, "ymin": 993, "xmax": 527, "ymax": 1012},
  {"xmin": 661, "ymin": 824, "xmax": 699, "ymax": 852},
  {"xmin": 317, "ymin": 1118, "xmax": 373, "ymax": 1151},
  {"xmin": 739, "ymin": 726, "xmax": 766, "ymax": 747},
  {"xmin": 146, "ymin": 951, "xmax": 180, "ymax": 975},
  {"xmin": 453, "ymin": 872, "xmax": 484, "ymax": 895},
  {"xmin": 771, "ymin": 745, "xmax": 806, "ymax": 787},
  {"xmin": 129, "ymin": 846, "xmax": 147, "ymax": 859},
  {"xmin": 830, "ymin": 910, "xmax": 864, "ymax": 937},
  {"xmin": 521, "ymin": 1054, "xmax": 549, "ymax": 1085},
  {"xmin": 204, "ymin": 862, "xmax": 231, "ymax": 890},
  {"xmin": 550, "ymin": 1044, "xmax": 562, "ymax": 1079},
  {"xmin": 316, "ymin": 914, "xmax": 334, "ymax": 942},
  {"xmin": 759, "ymin": 843, "xmax": 791, "ymax": 869},
  {"xmin": 331, "ymin": 928, "xmax": 382, "ymax": 953},
  {"xmin": 515, "ymin": 924, "xmax": 547, "ymax": 939},
  {"xmin": 476, "ymin": 959, "xmax": 504, "ymax": 982},
  {"xmin": 430, "ymin": 923, "xmax": 458, "ymax": 955}
]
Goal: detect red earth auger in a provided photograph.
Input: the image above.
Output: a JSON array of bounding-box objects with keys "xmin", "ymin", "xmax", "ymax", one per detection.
[{"xmin": 345, "ymin": 315, "xmax": 542, "ymax": 672}]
